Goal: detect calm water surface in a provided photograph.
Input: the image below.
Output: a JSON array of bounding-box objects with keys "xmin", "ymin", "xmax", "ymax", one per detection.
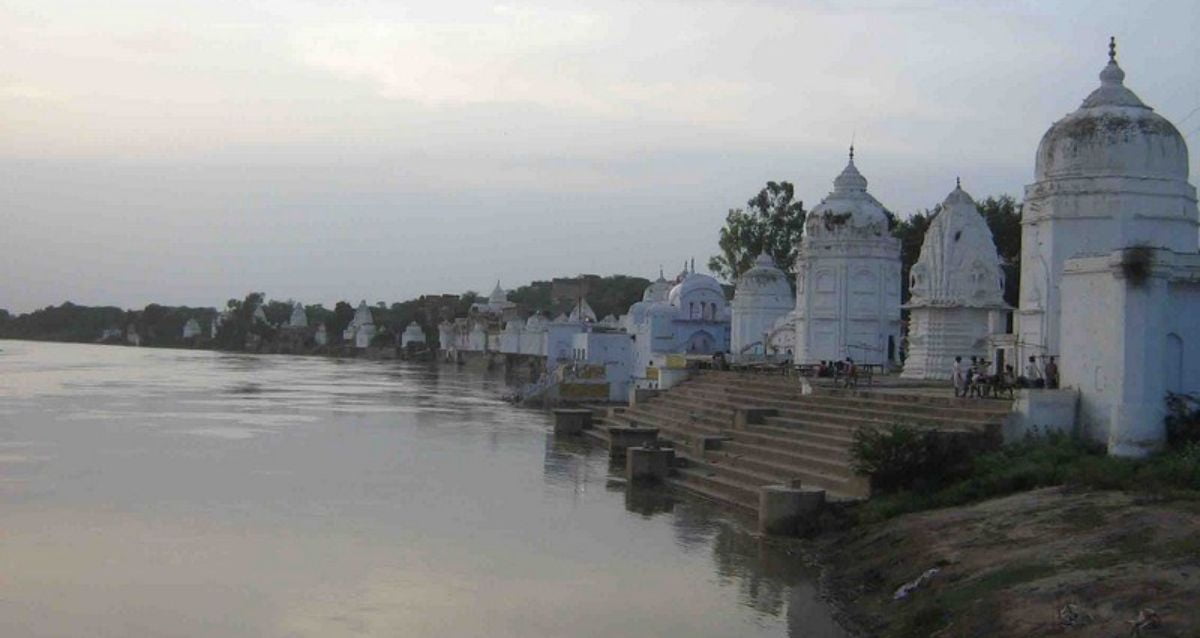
[{"xmin": 0, "ymin": 340, "xmax": 844, "ymax": 638}]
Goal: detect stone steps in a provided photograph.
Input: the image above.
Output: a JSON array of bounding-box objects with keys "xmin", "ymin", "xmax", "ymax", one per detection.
[
  {"xmin": 679, "ymin": 381, "xmax": 1011, "ymax": 421},
  {"xmin": 581, "ymin": 370, "xmax": 1010, "ymax": 517}
]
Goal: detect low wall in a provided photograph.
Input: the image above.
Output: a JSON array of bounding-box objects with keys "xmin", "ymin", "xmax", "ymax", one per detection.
[{"xmin": 1003, "ymin": 389, "xmax": 1079, "ymax": 443}]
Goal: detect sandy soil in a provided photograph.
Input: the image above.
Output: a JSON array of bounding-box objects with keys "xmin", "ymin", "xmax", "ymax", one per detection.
[{"xmin": 818, "ymin": 487, "xmax": 1200, "ymax": 637}]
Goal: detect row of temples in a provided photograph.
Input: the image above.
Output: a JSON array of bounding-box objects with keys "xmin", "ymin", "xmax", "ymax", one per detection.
[{"xmin": 440, "ymin": 41, "xmax": 1197, "ymax": 456}]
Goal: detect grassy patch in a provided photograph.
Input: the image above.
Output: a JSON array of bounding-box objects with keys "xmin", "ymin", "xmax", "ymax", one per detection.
[
  {"xmin": 851, "ymin": 437, "xmax": 1200, "ymax": 524},
  {"xmin": 886, "ymin": 563, "xmax": 1056, "ymax": 637}
]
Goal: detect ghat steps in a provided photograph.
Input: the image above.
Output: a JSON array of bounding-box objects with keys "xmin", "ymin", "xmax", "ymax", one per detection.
[{"xmin": 588, "ymin": 370, "xmax": 1011, "ymax": 515}]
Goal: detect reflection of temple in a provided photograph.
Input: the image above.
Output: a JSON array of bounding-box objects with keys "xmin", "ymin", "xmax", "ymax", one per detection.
[{"xmin": 793, "ymin": 150, "xmax": 902, "ymax": 366}]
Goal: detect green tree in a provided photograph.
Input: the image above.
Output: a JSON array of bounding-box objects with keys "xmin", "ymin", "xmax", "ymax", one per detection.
[
  {"xmin": 891, "ymin": 211, "xmax": 932, "ymax": 304},
  {"xmin": 977, "ymin": 195, "xmax": 1022, "ymax": 307},
  {"xmin": 708, "ymin": 181, "xmax": 806, "ymax": 282}
]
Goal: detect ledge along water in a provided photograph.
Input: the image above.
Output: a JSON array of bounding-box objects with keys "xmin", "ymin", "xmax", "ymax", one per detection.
[{"xmin": 0, "ymin": 339, "xmax": 846, "ymax": 638}]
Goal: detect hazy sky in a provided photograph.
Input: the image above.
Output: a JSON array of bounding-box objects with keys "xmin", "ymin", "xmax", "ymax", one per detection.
[{"xmin": 2, "ymin": 0, "xmax": 1198, "ymax": 312}]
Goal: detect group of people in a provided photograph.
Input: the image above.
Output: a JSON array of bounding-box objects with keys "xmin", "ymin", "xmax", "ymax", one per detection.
[
  {"xmin": 952, "ymin": 355, "xmax": 1060, "ymax": 398},
  {"xmin": 815, "ymin": 358, "xmax": 859, "ymax": 387}
]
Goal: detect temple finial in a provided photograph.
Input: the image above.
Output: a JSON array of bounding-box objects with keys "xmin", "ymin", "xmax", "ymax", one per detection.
[
  {"xmin": 956, "ymin": 176, "xmax": 961, "ymax": 189},
  {"xmin": 1108, "ymin": 36, "xmax": 1116, "ymax": 63},
  {"xmin": 848, "ymin": 144, "xmax": 855, "ymax": 161}
]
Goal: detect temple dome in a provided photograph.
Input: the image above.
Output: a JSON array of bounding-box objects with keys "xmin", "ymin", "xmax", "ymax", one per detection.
[
  {"xmin": 643, "ymin": 269, "xmax": 673, "ymax": 302},
  {"xmin": 805, "ymin": 149, "xmax": 892, "ymax": 240},
  {"xmin": 667, "ymin": 272, "xmax": 725, "ymax": 308},
  {"xmin": 908, "ymin": 183, "xmax": 1005, "ymax": 307},
  {"xmin": 488, "ymin": 281, "xmax": 508, "ymax": 304},
  {"xmin": 733, "ymin": 253, "xmax": 792, "ymax": 305},
  {"xmin": 1036, "ymin": 40, "xmax": 1189, "ymax": 181}
]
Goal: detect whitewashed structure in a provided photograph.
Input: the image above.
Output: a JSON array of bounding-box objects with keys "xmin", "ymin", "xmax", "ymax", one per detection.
[
  {"xmin": 252, "ymin": 304, "xmax": 270, "ymax": 326},
  {"xmin": 794, "ymin": 150, "xmax": 902, "ymax": 365},
  {"xmin": 471, "ymin": 282, "xmax": 517, "ymax": 317},
  {"xmin": 182, "ymin": 318, "xmax": 202, "ymax": 339},
  {"xmin": 1024, "ymin": 41, "xmax": 1200, "ymax": 456},
  {"xmin": 902, "ymin": 183, "xmax": 1008, "ymax": 379},
  {"xmin": 288, "ymin": 303, "xmax": 308, "ymax": 328},
  {"xmin": 624, "ymin": 268, "xmax": 732, "ymax": 377},
  {"xmin": 400, "ymin": 323, "xmax": 427, "ymax": 348},
  {"xmin": 343, "ymin": 301, "xmax": 377, "ymax": 348},
  {"xmin": 568, "ymin": 298, "xmax": 597, "ymax": 323},
  {"xmin": 731, "ymin": 253, "xmax": 794, "ymax": 360},
  {"xmin": 314, "ymin": 323, "xmax": 328, "ymax": 346}
]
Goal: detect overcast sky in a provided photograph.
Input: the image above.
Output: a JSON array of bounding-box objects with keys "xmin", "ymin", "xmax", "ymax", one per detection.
[{"xmin": 1, "ymin": 0, "xmax": 1197, "ymax": 313}]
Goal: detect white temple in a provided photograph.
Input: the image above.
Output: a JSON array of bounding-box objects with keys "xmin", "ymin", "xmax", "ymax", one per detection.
[
  {"xmin": 314, "ymin": 323, "xmax": 328, "ymax": 346},
  {"xmin": 182, "ymin": 318, "xmax": 202, "ymax": 339},
  {"xmin": 568, "ymin": 298, "xmax": 597, "ymax": 323},
  {"xmin": 288, "ymin": 303, "xmax": 308, "ymax": 328},
  {"xmin": 252, "ymin": 304, "xmax": 270, "ymax": 326},
  {"xmin": 1024, "ymin": 40, "xmax": 1200, "ymax": 456},
  {"xmin": 624, "ymin": 266, "xmax": 732, "ymax": 375},
  {"xmin": 731, "ymin": 253, "xmax": 794, "ymax": 360},
  {"xmin": 400, "ymin": 323, "xmax": 427, "ymax": 348},
  {"xmin": 794, "ymin": 150, "xmax": 902, "ymax": 365},
  {"xmin": 472, "ymin": 282, "xmax": 517, "ymax": 317},
  {"xmin": 902, "ymin": 183, "xmax": 1008, "ymax": 379},
  {"xmin": 343, "ymin": 301, "xmax": 377, "ymax": 348}
]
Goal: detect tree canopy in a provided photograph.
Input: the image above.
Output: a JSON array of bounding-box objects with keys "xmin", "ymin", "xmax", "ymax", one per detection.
[{"xmin": 708, "ymin": 181, "xmax": 806, "ymax": 282}]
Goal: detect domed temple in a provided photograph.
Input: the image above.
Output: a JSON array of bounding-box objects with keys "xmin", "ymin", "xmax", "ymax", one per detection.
[
  {"xmin": 1023, "ymin": 39, "xmax": 1199, "ymax": 456},
  {"xmin": 731, "ymin": 253, "xmax": 794, "ymax": 360},
  {"xmin": 793, "ymin": 149, "xmax": 902, "ymax": 366},
  {"xmin": 902, "ymin": 182, "xmax": 1008, "ymax": 379}
]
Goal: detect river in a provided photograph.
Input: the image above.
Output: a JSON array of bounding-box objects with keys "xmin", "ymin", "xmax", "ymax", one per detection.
[{"xmin": 0, "ymin": 340, "xmax": 845, "ymax": 637}]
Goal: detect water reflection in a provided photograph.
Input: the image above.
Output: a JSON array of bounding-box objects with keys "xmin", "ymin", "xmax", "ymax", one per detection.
[{"xmin": 0, "ymin": 340, "xmax": 844, "ymax": 638}]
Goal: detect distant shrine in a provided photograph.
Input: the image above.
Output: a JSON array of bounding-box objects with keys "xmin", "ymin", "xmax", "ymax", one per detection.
[
  {"xmin": 902, "ymin": 183, "xmax": 1008, "ymax": 380},
  {"xmin": 793, "ymin": 149, "xmax": 902, "ymax": 366},
  {"xmin": 343, "ymin": 301, "xmax": 376, "ymax": 349}
]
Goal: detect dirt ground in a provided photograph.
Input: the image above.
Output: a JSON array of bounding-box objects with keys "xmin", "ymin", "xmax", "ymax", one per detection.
[{"xmin": 818, "ymin": 487, "xmax": 1200, "ymax": 637}]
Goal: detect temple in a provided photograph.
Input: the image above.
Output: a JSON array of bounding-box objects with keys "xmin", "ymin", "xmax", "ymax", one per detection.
[
  {"xmin": 793, "ymin": 150, "xmax": 902, "ymax": 365},
  {"xmin": 1026, "ymin": 39, "xmax": 1200, "ymax": 455},
  {"xmin": 902, "ymin": 183, "xmax": 1008, "ymax": 379},
  {"xmin": 730, "ymin": 253, "xmax": 793, "ymax": 360}
]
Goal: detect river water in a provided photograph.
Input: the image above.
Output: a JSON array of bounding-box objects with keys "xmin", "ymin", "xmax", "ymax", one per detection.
[{"xmin": 0, "ymin": 340, "xmax": 845, "ymax": 638}]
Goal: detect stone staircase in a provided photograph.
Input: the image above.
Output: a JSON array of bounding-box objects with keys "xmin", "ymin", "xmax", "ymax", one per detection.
[{"xmin": 589, "ymin": 370, "xmax": 1012, "ymax": 516}]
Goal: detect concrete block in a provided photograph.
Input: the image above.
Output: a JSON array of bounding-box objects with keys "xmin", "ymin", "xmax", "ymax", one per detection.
[
  {"xmin": 608, "ymin": 427, "xmax": 659, "ymax": 457},
  {"xmin": 690, "ymin": 434, "xmax": 730, "ymax": 456},
  {"xmin": 758, "ymin": 484, "xmax": 826, "ymax": 536},
  {"xmin": 732, "ymin": 408, "xmax": 779, "ymax": 431},
  {"xmin": 552, "ymin": 408, "xmax": 593, "ymax": 435},
  {"xmin": 625, "ymin": 446, "xmax": 675, "ymax": 484},
  {"xmin": 630, "ymin": 388, "xmax": 660, "ymax": 408}
]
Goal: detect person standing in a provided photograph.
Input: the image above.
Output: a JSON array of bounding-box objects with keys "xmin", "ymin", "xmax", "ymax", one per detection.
[
  {"xmin": 1044, "ymin": 356, "xmax": 1059, "ymax": 389},
  {"xmin": 1024, "ymin": 356, "xmax": 1044, "ymax": 389},
  {"xmin": 952, "ymin": 356, "xmax": 965, "ymax": 398}
]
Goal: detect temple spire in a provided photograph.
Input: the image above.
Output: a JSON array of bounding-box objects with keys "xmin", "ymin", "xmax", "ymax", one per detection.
[
  {"xmin": 1108, "ymin": 35, "xmax": 1116, "ymax": 63},
  {"xmin": 956, "ymin": 176, "xmax": 961, "ymax": 189},
  {"xmin": 848, "ymin": 143, "xmax": 855, "ymax": 162}
]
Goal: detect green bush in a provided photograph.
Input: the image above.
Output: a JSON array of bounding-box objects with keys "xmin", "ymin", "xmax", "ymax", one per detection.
[
  {"xmin": 1166, "ymin": 392, "xmax": 1200, "ymax": 448},
  {"xmin": 853, "ymin": 432, "xmax": 1200, "ymax": 524},
  {"xmin": 849, "ymin": 424, "xmax": 974, "ymax": 493}
]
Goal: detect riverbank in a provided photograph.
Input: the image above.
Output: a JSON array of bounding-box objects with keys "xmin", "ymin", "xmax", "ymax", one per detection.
[{"xmin": 811, "ymin": 487, "xmax": 1200, "ymax": 637}]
